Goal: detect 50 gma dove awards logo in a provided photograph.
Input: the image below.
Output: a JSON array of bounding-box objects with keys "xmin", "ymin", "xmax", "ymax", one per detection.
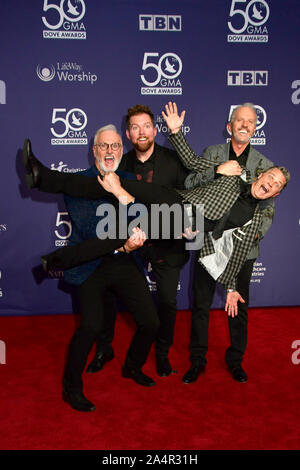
[
  {"xmin": 42, "ymin": 0, "xmax": 86, "ymax": 39},
  {"xmin": 50, "ymin": 108, "xmax": 88, "ymax": 145},
  {"xmin": 141, "ymin": 52, "xmax": 183, "ymax": 95},
  {"xmin": 227, "ymin": 0, "xmax": 269, "ymax": 43}
]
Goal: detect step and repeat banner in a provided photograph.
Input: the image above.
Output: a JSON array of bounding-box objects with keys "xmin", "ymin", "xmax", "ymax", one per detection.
[{"xmin": 0, "ymin": 0, "xmax": 299, "ymax": 315}]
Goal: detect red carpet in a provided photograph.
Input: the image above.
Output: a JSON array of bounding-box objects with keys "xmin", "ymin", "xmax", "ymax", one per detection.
[{"xmin": 0, "ymin": 307, "xmax": 299, "ymax": 450}]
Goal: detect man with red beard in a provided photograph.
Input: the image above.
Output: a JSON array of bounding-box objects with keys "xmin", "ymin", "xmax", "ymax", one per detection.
[{"xmin": 87, "ymin": 105, "xmax": 189, "ymax": 378}]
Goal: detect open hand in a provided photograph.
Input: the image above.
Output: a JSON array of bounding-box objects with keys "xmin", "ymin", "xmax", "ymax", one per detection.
[
  {"xmin": 162, "ymin": 102, "xmax": 186, "ymax": 134},
  {"xmin": 225, "ymin": 291, "xmax": 245, "ymax": 317}
]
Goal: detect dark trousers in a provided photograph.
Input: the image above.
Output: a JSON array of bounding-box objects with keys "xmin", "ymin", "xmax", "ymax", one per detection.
[
  {"xmin": 190, "ymin": 256, "xmax": 255, "ymax": 369},
  {"xmin": 152, "ymin": 262, "xmax": 181, "ymax": 357},
  {"xmin": 63, "ymin": 254, "xmax": 159, "ymax": 393},
  {"xmin": 95, "ymin": 261, "xmax": 181, "ymax": 359},
  {"xmin": 38, "ymin": 167, "xmax": 182, "ymax": 204}
]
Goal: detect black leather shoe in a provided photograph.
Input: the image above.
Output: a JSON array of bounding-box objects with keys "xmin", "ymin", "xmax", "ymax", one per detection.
[
  {"xmin": 22, "ymin": 138, "xmax": 43, "ymax": 189},
  {"xmin": 87, "ymin": 351, "xmax": 114, "ymax": 373},
  {"xmin": 41, "ymin": 251, "xmax": 65, "ymax": 272},
  {"xmin": 182, "ymin": 363, "xmax": 206, "ymax": 384},
  {"xmin": 122, "ymin": 365, "xmax": 155, "ymax": 387},
  {"xmin": 156, "ymin": 356, "xmax": 177, "ymax": 377},
  {"xmin": 230, "ymin": 366, "xmax": 248, "ymax": 383},
  {"xmin": 62, "ymin": 390, "xmax": 96, "ymax": 412}
]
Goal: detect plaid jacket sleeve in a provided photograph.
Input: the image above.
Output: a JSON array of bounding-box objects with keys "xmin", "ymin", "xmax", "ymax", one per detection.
[{"xmin": 168, "ymin": 130, "xmax": 220, "ymax": 171}]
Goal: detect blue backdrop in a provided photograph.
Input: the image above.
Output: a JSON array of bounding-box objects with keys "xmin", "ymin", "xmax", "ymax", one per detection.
[{"xmin": 0, "ymin": 0, "xmax": 299, "ymax": 315}]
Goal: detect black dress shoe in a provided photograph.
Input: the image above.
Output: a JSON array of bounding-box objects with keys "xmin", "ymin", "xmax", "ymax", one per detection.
[
  {"xmin": 156, "ymin": 356, "xmax": 177, "ymax": 377},
  {"xmin": 182, "ymin": 363, "xmax": 206, "ymax": 384},
  {"xmin": 230, "ymin": 366, "xmax": 248, "ymax": 383},
  {"xmin": 22, "ymin": 138, "xmax": 43, "ymax": 189},
  {"xmin": 122, "ymin": 365, "xmax": 155, "ymax": 387},
  {"xmin": 62, "ymin": 390, "xmax": 96, "ymax": 412},
  {"xmin": 40, "ymin": 253, "xmax": 62, "ymax": 272},
  {"xmin": 87, "ymin": 351, "xmax": 114, "ymax": 373}
]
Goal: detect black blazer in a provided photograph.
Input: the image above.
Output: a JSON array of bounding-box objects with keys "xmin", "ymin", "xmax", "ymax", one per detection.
[{"xmin": 119, "ymin": 143, "xmax": 190, "ymax": 267}]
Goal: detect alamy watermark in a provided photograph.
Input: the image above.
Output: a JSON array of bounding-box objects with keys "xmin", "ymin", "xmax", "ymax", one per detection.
[
  {"xmin": 95, "ymin": 200, "xmax": 204, "ymax": 250},
  {"xmin": 0, "ymin": 340, "xmax": 6, "ymax": 364},
  {"xmin": 291, "ymin": 340, "xmax": 300, "ymax": 365}
]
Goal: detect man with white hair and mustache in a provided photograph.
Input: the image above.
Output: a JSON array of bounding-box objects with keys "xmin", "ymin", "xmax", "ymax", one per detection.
[
  {"xmin": 57, "ymin": 124, "xmax": 159, "ymax": 412},
  {"xmin": 163, "ymin": 101, "xmax": 277, "ymax": 384},
  {"xmin": 87, "ymin": 105, "xmax": 189, "ymax": 379}
]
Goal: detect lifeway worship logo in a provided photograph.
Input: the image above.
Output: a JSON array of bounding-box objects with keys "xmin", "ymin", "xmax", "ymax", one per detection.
[
  {"xmin": 50, "ymin": 108, "xmax": 88, "ymax": 145},
  {"xmin": 37, "ymin": 62, "xmax": 98, "ymax": 85},
  {"xmin": 227, "ymin": 0, "xmax": 269, "ymax": 43},
  {"xmin": 42, "ymin": 0, "xmax": 86, "ymax": 40},
  {"xmin": 141, "ymin": 52, "xmax": 183, "ymax": 95},
  {"xmin": 139, "ymin": 15, "xmax": 182, "ymax": 31},
  {"xmin": 0, "ymin": 80, "xmax": 6, "ymax": 104},
  {"xmin": 227, "ymin": 104, "xmax": 267, "ymax": 145}
]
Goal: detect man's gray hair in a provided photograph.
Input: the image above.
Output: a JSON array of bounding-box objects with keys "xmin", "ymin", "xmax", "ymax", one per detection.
[
  {"xmin": 229, "ymin": 102, "xmax": 258, "ymax": 125},
  {"xmin": 93, "ymin": 124, "xmax": 122, "ymax": 145}
]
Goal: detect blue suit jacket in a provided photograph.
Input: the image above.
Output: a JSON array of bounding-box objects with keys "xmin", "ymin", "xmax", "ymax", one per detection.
[{"xmin": 63, "ymin": 165, "xmax": 137, "ymax": 285}]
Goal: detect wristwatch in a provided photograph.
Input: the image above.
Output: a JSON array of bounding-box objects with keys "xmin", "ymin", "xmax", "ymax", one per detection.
[{"xmin": 227, "ymin": 289, "xmax": 235, "ymax": 293}]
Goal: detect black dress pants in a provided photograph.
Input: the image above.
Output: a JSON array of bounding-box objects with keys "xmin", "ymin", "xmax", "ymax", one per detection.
[
  {"xmin": 190, "ymin": 256, "xmax": 255, "ymax": 369},
  {"xmin": 95, "ymin": 261, "xmax": 181, "ymax": 359},
  {"xmin": 63, "ymin": 254, "xmax": 159, "ymax": 393},
  {"xmin": 41, "ymin": 176, "xmax": 188, "ymax": 270},
  {"xmin": 152, "ymin": 261, "xmax": 181, "ymax": 358}
]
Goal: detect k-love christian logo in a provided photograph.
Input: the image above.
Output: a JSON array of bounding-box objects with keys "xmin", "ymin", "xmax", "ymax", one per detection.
[
  {"xmin": 227, "ymin": 104, "xmax": 267, "ymax": 145},
  {"xmin": 50, "ymin": 107, "xmax": 88, "ymax": 145},
  {"xmin": 0, "ymin": 80, "xmax": 6, "ymax": 104},
  {"xmin": 227, "ymin": 0, "xmax": 269, "ymax": 43},
  {"xmin": 140, "ymin": 52, "xmax": 183, "ymax": 95},
  {"xmin": 36, "ymin": 62, "xmax": 98, "ymax": 85},
  {"xmin": 42, "ymin": 0, "xmax": 86, "ymax": 39}
]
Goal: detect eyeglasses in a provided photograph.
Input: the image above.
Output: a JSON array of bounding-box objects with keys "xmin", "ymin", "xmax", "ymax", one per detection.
[{"xmin": 95, "ymin": 142, "xmax": 122, "ymax": 151}]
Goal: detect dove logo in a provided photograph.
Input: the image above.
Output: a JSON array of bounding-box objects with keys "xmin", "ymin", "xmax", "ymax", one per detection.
[
  {"xmin": 50, "ymin": 107, "xmax": 88, "ymax": 145},
  {"xmin": 139, "ymin": 15, "xmax": 181, "ymax": 32},
  {"xmin": 0, "ymin": 80, "xmax": 6, "ymax": 104},
  {"xmin": 42, "ymin": 0, "xmax": 86, "ymax": 40},
  {"xmin": 141, "ymin": 52, "xmax": 183, "ymax": 95},
  {"xmin": 227, "ymin": 104, "xmax": 267, "ymax": 145},
  {"xmin": 227, "ymin": 0, "xmax": 269, "ymax": 43}
]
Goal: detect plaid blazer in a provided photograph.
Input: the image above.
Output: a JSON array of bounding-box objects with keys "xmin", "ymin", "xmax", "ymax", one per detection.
[
  {"xmin": 170, "ymin": 130, "xmax": 275, "ymax": 259},
  {"xmin": 169, "ymin": 131, "xmax": 263, "ymax": 290}
]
